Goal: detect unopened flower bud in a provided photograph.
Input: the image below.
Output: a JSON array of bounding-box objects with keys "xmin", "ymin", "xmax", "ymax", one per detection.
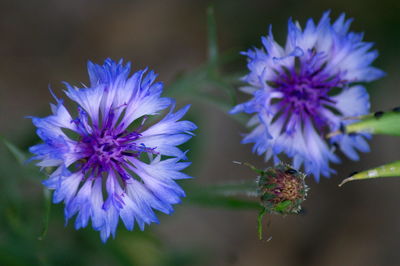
[{"xmin": 257, "ymin": 163, "xmax": 308, "ymax": 215}]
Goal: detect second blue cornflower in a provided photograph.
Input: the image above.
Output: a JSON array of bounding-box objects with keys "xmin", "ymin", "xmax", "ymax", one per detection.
[{"xmin": 231, "ymin": 12, "xmax": 384, "ymax": 181}]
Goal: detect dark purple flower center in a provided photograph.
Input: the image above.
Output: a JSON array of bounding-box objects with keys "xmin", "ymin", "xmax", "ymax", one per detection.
[
  {"xmin": 270, "ymin": 55, "xmax": 345, "ymax": 132},
  {"xmin": 73, "ymin": 111, "xmax": 157, "ymax": 179},
  {"xmin": 78, "ymin": 129, "xmax": 141, "ymax": 176},
  {"xmin": 88, "ymin": 132, "xmax": 137, "ymax": 164}
]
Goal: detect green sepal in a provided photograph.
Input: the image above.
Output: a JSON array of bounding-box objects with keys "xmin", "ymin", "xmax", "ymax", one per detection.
[
  {"xmin": 260, "ymin": 192, "xmax": 275, "ymax": 202},
  {"xmin": 273, "ymin": 200, "xmax": 292, "ymax": 213}
]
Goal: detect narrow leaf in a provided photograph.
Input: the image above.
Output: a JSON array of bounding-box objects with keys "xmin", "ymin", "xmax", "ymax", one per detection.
[
  {"xmin": 339, "ymin": 160, "xmax": 400, "ymax": 186},
  {"xmin": 191, "ymin": 91, "xmax": 248, "ymax": 126},
  {"xmin": 347, "ymin": 110, "xmax": 400, "ymax": 136},
  {"xmin": 38, "ymin": 189, "xmax": 51, "ymax": 240},
  {"xmin": 187, "ymin": 194, "xmax": 261, "ymax": 209},
  {"xmin": 186, "ymin": 181, "xmax": 260, "ymax": 210},
  {"xmin": 1, "ymin": 138, "xmax": 27, "ymax": 165},
  {"xmin": 328, "ymin": 109, "xmax": 400, "ymax": 137},
  {"xmin": 206, "ymin": 6, "xmax": 218, "ymax": 66}
]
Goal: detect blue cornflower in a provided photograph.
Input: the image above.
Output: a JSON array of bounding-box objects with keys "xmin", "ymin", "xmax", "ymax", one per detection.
[
  {"xmin": 231, "ymin": 12, "xmax": 384, "ymax": 181},
  {"xmin": 30, "ymin": 58, "xmax": 196, "ymax": 242}
]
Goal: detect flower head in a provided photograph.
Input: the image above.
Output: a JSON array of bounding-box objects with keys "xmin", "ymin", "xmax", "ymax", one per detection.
[
  {"xmin": 30, "ymin": 58, "xmax": 196, "ymax": 242},
  {"xmin": 231, "ymin": 12, "xmax": 384, "ymax": 181},
  {"xmin": 257, "ymin": 163, "xmax": 308, "ymax": 214}
]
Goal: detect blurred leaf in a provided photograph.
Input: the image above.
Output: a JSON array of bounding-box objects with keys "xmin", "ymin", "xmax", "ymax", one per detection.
[
  {"xmin": 38, "ymin": 189, "xmax": 51, "ymax": 240},
  {"xmin": 207, "ymin": 6, "xmax": 218, "ymax": 67},
  {"xmin": 166, "ymin": 7, "xmax": 244, "ymax": 121},
  {"xmin": 187, "ymin": 194, "xmax": 260, "ymax": 209},
  {"xmin": 190, "ymin": 91, "xmax": 247, "ymax": 125},
  {"xmin": 1, "ymin": 137, "xmax": 27, "ymax": 165},
  {"xmin": 328, "ymin": 109, "xmax": 400, "ymax": 137},
  {"xmin": 5, "ymin": 207, "xmax": 22, "ymax": 233},
  {"xmin": 339, "ymin": 160, "xmax": 400, "ymax": 186},
  {"xmin": 186, "ymin": 181, "xmax": 260, "ymax": 209},
  {"xmin": 165, "ymin": 249, "xmax": 206, "ymax": 266},
  {"xmin": 115, "ymin": 233, "xmax": 164, "ymax": 266}
]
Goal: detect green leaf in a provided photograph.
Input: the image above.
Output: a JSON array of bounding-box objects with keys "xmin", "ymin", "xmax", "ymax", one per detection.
[
  {"xmin": 328, "ymin": 109, "xmax": 400, "ymax": 137},
  {"xmin": 187, "ymin": 194, "xmax": 261, "ymax": 209},
  {"xmin": 339, "ymin": 160, "xmax": 400, "ymax": 186},
  {"xmin": 185, "ymin": 181, "xmax": 260, "ymax": 210},
  {"xmin": 1, "ymin": 137, "xmax": 27, "ymax": 165}
]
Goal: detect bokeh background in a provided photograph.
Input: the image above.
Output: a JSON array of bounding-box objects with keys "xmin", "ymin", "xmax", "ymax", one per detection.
[{"xmin": 1, "ymin": 0, "xmax": 400, "ymax": 265}]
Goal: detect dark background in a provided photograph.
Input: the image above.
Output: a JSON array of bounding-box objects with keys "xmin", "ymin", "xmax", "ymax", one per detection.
[{"xmin": 1, "ymin": 0, "xmax": 400, "ymax": 265}]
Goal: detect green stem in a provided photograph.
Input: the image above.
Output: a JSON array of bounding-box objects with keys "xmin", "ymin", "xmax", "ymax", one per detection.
[
  {"xmin": 207, "ymin": 5, "xmax": 218, "ymax": 68},
  {"xmin": 257, "ymin": 208, "xmax": 267, "ymax": 240}
]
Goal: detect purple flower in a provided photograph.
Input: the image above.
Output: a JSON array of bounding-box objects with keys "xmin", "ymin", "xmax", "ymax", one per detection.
[
  {"xmin": 30, "ymin": 59, "xmax": 196, "ymax": 242},
  {"xmin": 231, "ymin": 12, "xmax": 384, "ymax": 181}
]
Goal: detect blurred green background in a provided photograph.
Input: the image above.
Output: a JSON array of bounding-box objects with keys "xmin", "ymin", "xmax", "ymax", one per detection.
[{"xmin": 1, "ymin": 0, "xmax": 400, "ymax": 265}]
